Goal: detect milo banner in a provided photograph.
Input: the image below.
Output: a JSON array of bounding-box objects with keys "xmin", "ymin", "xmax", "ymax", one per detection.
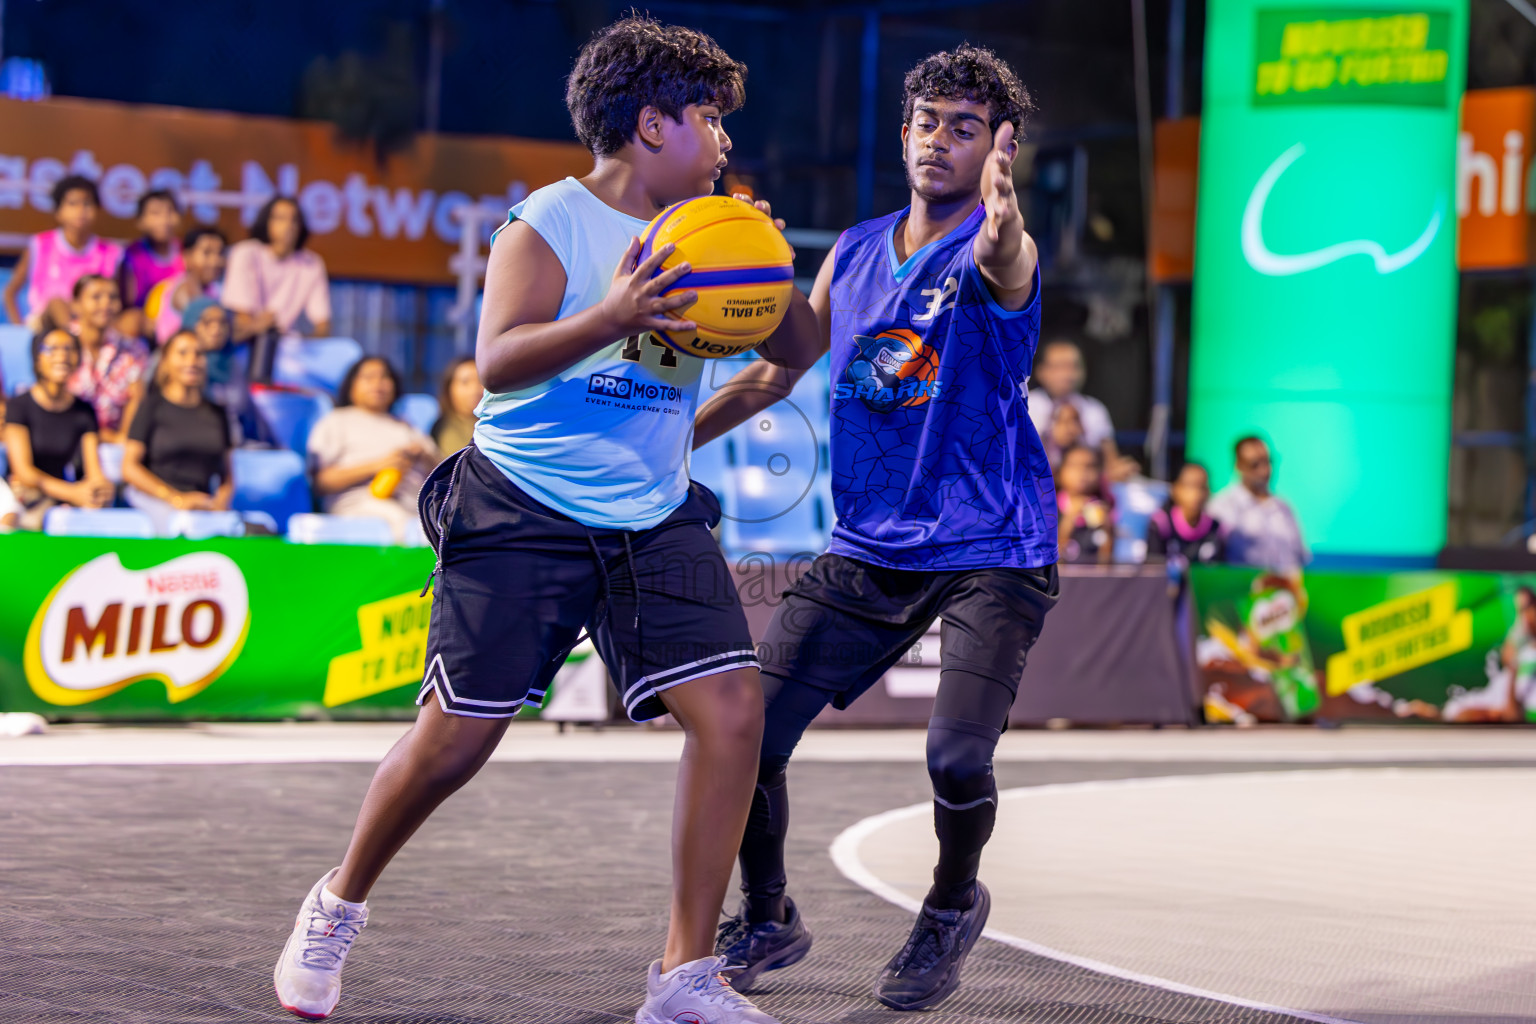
[
  {"xmin": 1191, "ymin": 565, "xmax": 1535, "ymax": 723},
  {"xmin": 0, "ymin": 534, "xmax": 493, "ymax": 719}
]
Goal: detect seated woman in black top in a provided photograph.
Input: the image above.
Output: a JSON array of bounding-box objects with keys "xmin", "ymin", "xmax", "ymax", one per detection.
[
  {"xmin": 3, "ymin": 330, "xmax": 113, "ymax": 530},
  {"xmin": 122, "ymin": 330, "xmax": 234, "ymax": 536}
]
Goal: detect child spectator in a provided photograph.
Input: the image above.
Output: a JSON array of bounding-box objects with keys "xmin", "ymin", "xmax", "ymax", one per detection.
[
  {"xmin": 66, "ymin": 275, "xmax": 149, "ymax": 443},
  {"xmin": 119, "ymin": 190, "xmax": 184, "ymax": 310},
  {"xmin": 2, "ymin": 176, "xmax": 124, "ymax": 333},
  {"xmin": 223, "ymin": 196, "xmax": 332, "ymax": 381},
  {"xmin": 152, "ymin": 225, "xmax": 228, "ymax": 345},
  {"xmin": 431, "ymin": 356, "xmax": 481, "ymax": 455},
  {"xmin": 308, "ymin": 356, "xmax": 438, "ymax": 543},
  {"xmin": 1043, "ymin": 400, "xmax": 1085, "ymax": 471},
  {"xmin": 122, "ymin": 330, "xmax": 234, "ymax": 535},
  {"xmin": 1055, "ymin": 443, "xmax": 1114, "ymax": 564},
  {"xmin": 3, "ymin": 330, "xmax": 113, "ymax": 529},
  {"xmin": 1148, "ymin": 462, "xmax": 1226, "ymax": 570}
]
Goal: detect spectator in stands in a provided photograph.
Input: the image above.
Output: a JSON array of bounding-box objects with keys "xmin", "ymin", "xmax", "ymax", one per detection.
[
  {"xmin": 122, "ymin": 331, "xmax": 233, "ymax": 534},
  {"xmin": 1055, "ymin": 443, "xmax": 1114, "ymax": 564},
  {"xmin": 152, "ymin": 225, "xmax": 228, "ymax": 345},
  {"xmin": 309, "ymin": 356, "xmax": 439, "ymax": 542},
  {"xmin": 1043, "ymin": 400, "xmax": 1085, "ymax": 471},
  {"xmin": 1028, "ymin": 339, "xmax": 1137, "ymax": 482},
  {"xmin": 66, "ymin": 275, "xmax": 150, "ymax": 444},
  {"xmin": 0, "ymin": 476, "xmax": 17, "ymax": 530},
  {"xmin": 180, "ymin": 297, "xmax": 245, "ymax": 413},
  {"xmin": 224, "ymin": 197, "xmax": 332, "ymax": 382},
  {"xmin": 119, "ymin": 190, "xmax": 184, "ymax": 311},
  {"xmin": 3, "ymin": 330, "xmax": 113, "ymax": 529},
  {"xmin": 1148, "ymin": 461, "xmax": 1226, "ymax": 589},
  {"xmin": 2, "ymin": 176, "xmax": 124, "ymax": 333},
  {"xmin": 431, "ymin": 356, "xmax": 482, "ymax": 455},
  {"xmin": 1208, "ymin": 435, "xmax": 1310, "ymax": 572}
]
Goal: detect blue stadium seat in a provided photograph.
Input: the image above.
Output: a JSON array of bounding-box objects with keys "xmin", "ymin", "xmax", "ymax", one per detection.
[
  {"xmin": 272, "ymin": 336, "xmax": 364, "ymax": 396},
  {"xmin": 97, "ymin": 442, "xmax": 125, "ymax": 485},
  {"xmin": 249, "ymin": 385, "xmax": 333, "ymax": 454},
  {"xmin": 43, "ymin": 507, "xmax": 156, "ymax": 539},
  {"xmin": 231, "ymin": 448, "xmax": 312, "ymax": 531},
  {"xmin": 0, "ymin": 324, "xmax": 34, "ymax": 395},
  {"xmin": 401, "ymin": 517, "xmax": 430, "ymax": 548},
  {"xmin": 688, "ymin": 436, "xmax": 733, "ymax": 504},
  {"xmin": 393, "ymin": 393, "xmax": 440, "ymax": 437},
  {"xmin": 166, "ymin": 510, "xmax": 246, "ymax": 540},
  {"xmin": 286, "ymin": 513, "xmax": 395, "ymax": 546},
  {"xmin": 1110, "ymin": 478, "xmax": 1170, "ymax": 564},
  {"xmin": 721, "ymin": 466, "xmax": 826, "ymax": 555}
]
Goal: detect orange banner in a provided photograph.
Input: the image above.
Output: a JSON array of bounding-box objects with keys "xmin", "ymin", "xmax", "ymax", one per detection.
[
  {"xmin": 1149, "ymin": 88, "xmax": 1536, "ymax": 279},
  {"xmin": 1456, "ymin": 87, "xmax": 1534, "ymax": 271},
  {"xmin": 0, "ymin": 96, "xmax": 593, "ymax": 284}
]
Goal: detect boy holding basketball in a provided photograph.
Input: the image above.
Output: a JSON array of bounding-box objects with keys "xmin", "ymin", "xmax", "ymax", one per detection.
[
  {"xmin": 702, "ymin": 45, "xmax": 1055, "ymax": 1011},
  {"xmin": 273, "ymin": 17, "xmax": 817, "ymax": 1024}
]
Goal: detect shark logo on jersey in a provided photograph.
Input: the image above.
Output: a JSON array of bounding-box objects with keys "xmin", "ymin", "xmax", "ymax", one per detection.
[{"xmin": 834, "ymin": 329, "xmax": 942, "ymax": 413}]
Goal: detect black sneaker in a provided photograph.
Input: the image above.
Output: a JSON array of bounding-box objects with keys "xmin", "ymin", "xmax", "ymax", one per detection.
[
  {"xmin": 873, "ymin": 882, "xmax": 991, "ymax": 1011},
  {"xmin": 714, "ymin": 897, "xmax": 814, "ymax": 992}
]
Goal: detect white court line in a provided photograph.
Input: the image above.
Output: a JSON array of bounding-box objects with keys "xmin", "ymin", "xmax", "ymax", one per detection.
[{"xmin": 829, "ymin": 771, "xmax": 1379, "ymax": 1024}]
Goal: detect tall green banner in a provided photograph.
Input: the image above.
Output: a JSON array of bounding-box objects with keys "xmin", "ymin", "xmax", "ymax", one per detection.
[{"xmin": 1190, "ymin": 2, "xmax": 1468, "ymax": 557}]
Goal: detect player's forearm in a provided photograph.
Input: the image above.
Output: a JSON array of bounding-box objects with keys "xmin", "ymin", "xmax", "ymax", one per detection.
[
  {"xmin": 976, "ymin": 225, "xmax": 1036, "ymax": 295},
  {"xmin": 693, "ymin": 292, "xmax": 825, "ymax": 448},
  {"xmin": 693, "ymin": 360, "xmax": 802, "ymax": 449},
  {"xmin": 476, "ymin": 304, "xmax": 625, "ymax": 394}
]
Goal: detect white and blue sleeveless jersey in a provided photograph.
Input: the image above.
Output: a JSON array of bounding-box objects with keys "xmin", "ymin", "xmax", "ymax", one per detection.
[
  {"xmin": 474, "ymin": 177, "xmax": 705, "ymax": 530},
  {"xmin": 827, "ymin": 203, "xmax": 1055, "ymax": 569}
]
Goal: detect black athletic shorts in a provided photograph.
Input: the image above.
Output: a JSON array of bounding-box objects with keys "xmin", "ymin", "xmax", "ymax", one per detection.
[
  {"xmin": 415, "ymin": 445, "xmax": 759, "ymax": 721},
  {"xmin": 758, "ymin": 552, "xmax": 1058, "ymax": 707}
]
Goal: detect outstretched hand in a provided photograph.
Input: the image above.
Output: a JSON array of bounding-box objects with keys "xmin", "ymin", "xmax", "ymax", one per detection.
[{"xmin": 981, "ymin": 121, "xmax": 1019, "ymax": 244}]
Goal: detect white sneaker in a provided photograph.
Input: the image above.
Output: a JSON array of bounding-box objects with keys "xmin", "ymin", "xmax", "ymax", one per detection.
[
  {"xmin": 636, "ymin": 955, "xmax": 781, "ymax": 1023},
  {"xmin": 273, "ymin": 868, "xmax": 369, "ymax": 1020}
]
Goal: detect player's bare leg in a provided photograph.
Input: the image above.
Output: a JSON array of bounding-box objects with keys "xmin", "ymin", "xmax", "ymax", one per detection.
[
  {"xmin": 330, "ymin": 698, "xmax": 510, "ymax": 901},
  {"xmin": 658, "ymin": 666, "xmax": 765, "ymax": 969}
]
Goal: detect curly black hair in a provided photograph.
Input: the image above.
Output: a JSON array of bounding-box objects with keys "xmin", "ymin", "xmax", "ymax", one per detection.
[
  {"xmin": 566, "ymin": 15, "xmax": 746, "ymax": 157},
  {"xmin": 50, "ymin": 174, "xmax": 100, "ymax": 210},
  {"xmin": 902, "ymin": 44, "xmax": 1033, "ymax": 136}
]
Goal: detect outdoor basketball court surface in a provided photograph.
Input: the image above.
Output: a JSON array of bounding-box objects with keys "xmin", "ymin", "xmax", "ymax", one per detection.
[{"xmin": 2, "ymin": 724, "xmax": 1533, "ymax": 1024}]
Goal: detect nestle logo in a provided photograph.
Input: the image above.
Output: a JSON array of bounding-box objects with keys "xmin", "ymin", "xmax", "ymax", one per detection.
[{"xmin": 587, "ymin": 373, "xmax": 681, "ymax": 403}]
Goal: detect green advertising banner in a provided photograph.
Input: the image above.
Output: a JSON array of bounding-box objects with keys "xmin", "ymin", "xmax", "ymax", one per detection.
[
  {"xmin": 0, "ymin": 533, "xmax": 480, "ymax": 720},
  {"xmin": 1189, "ymin": 0, "xmax": 1468, "ymax": 557},
  {"xmin": 1191, "ymin": 565, "xmax": 1534, "ymax": 723}
]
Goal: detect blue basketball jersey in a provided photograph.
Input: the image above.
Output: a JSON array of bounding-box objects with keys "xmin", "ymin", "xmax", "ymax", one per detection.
[{"xmin": 826, "ymin": 204, "xmax": 1056, "ymax": 570}]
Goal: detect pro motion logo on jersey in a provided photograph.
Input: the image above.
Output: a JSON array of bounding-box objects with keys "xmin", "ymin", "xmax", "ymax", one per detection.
[{"xmin": 835, "ymin": 328, "xmax": 945, "ymax": 413}]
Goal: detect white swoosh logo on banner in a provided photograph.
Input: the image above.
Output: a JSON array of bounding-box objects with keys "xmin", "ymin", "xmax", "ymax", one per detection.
[{"xmin": 1241, "ymin": 143, "xmax": 1442, "ymax": 277}]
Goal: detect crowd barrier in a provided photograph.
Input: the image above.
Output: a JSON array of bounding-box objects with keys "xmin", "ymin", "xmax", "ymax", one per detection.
[{"xmin": 2, "ymin": 532, "xmax": 1532, "ymax": 726}]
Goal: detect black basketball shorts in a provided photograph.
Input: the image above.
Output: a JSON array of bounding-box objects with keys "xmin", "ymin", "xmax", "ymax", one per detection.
[
  {"xmin": 415, "ymin": 446, "xmax": 759, "ymax": 721},
  {"xmin": 758, "ymin": 552, "xmax": 1058, "ymax": 707}
]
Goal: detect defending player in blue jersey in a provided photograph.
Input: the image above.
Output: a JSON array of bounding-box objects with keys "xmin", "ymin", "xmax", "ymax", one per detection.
[{"xmin": 708, "ymin": 46, "xmax": 1055, "ymax": 1010}]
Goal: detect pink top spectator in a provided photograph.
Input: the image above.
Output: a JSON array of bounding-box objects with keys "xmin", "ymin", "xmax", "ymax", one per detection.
[
  {"xmin": 222, "ymin": 239, "xmax": 331, "ymax": 333},
  {"xmin": 25, "ymin": 230, "xmax": 124, "ymax": 319},
  {"xmin": 121, "ymin": 238, "xmax": 184, "ymax": 308},
  {"xmin": 68, "ymin": 329, "xmax": 151, "ymax": 434},
  {"xmin": 153, "ymin": 274, "xmax": 221, "ymax": 344}
]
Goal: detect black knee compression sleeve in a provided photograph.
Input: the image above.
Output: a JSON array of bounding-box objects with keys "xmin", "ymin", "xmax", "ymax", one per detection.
[{"xmin": 926, "ymin": 715, "xmax": 1002, "ymax": 910}]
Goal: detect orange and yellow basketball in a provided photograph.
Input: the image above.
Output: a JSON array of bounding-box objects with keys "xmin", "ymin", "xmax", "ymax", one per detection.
[{"xmin": 639, "ymin": 196, "xmax": 795, "ymax": 359}]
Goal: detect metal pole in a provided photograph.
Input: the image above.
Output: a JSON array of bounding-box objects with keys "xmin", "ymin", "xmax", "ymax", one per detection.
[
  {"xmin": 856, "ymin": 9, "xmax": 880, "ymax": 221},
  {"xmin": 424, "ymin": 0, "xmax": 446, "ymax": 134},
  {"xmin": 1130, "ymin": 0, "xmax": 1161, "ymax": 475},
  {"xmin": 1148, "ymin": 0, "xmax": 1187, "ymax": 480}
]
